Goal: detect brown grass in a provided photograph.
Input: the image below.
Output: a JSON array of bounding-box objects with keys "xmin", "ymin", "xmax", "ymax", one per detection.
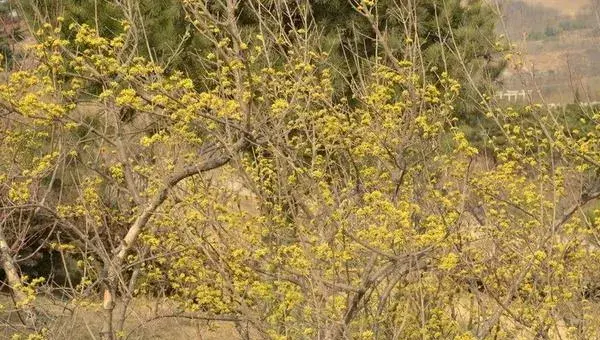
[
  {"xmin": 518, "ymin": 0, "xmax": 588, "ymax": 16},
  {"xmin": 0, "ymin": 295, "xmax": 246, "ymax": 340}
]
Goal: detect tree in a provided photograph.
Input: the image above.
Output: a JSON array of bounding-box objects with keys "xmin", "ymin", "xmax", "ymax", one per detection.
[{"xmin": 21, "ymin": 0, "xmax": 505, "ymax": 111}]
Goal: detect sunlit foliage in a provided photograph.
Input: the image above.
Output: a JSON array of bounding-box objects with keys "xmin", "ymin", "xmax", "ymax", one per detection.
[{"xmin": 1, "ymin": 1, "xmax": 600, "ymax": 340}]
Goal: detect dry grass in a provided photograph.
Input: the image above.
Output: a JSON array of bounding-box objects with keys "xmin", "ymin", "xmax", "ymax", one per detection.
[
  {"xmin": 522, "ymin": 0, "xmax": 588, "ymax": 16},
  {"xmin": 0, "ymin": 294, "xmax": 246, "ymax": 340}
]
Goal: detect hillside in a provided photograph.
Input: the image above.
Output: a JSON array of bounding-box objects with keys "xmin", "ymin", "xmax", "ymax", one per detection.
[
  {"xmin": 496, "ymin": 0, "xmax": 600, "ymax": 104},
  {"xmin": 522, "ymin": 0, "xmax": 588, "ymax": 15}
]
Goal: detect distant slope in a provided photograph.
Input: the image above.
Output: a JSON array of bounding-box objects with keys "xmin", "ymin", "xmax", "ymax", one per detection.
[
  {"xmin": 520, "ymin": 0, "xmax": 588, "ymax": 16},
  {"xmin": 494, "ymin": 0, "xmax": 600, "ymax": 104}
]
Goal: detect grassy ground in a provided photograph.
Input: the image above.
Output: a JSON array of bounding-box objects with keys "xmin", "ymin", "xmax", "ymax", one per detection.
[{"xmin": 0, "ymin": 294, "xmax": 245, "ymax": 340}]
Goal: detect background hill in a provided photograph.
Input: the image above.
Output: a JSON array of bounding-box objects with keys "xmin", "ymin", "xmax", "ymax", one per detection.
[
  {"xmin": 521, "ymin": 0, "xmax": 588, "ymax": 15},
  {"xmin": 495, "ymin": 0, "xmax": 600, "ymax": 104}
]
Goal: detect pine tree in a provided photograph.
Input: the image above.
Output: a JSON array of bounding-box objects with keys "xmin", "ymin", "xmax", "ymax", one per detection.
[
  {"xmin": 22, "ymin": 0, "xmax": 504, "ymax": 115},
  {"xmin": 0, "ymin": 1, "xmax": 24, "ymax": 68}
]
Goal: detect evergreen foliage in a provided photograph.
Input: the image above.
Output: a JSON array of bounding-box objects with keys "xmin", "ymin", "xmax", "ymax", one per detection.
[{"xmin": 22, "ymin": 0, "xmax": 505, "ymax": 116}]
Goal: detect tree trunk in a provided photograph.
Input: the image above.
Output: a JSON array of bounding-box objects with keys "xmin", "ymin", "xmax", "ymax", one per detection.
[
  {"xmin": 100, "ymin": 285, "xmax": 116, "ymax": 340},
  {"xmin": 0, "ymin": 229, "xmax": 37, "ymax": 328},
  {"xmin": 100, "ymin": 259, "xmax": 120, "ymax": 340},
  {"xmin": 116, "ymin": 265, "xmax": 141, "ymax": 333}
]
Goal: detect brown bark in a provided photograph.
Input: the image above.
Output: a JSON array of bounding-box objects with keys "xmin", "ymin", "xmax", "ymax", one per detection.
[
  {"xmin": 100, "ymin": 287, "xmax": 116, "ymax": 340},
  {"xmin": 0, "ymin": 227, "xmax": 37, "ymax": 328}
]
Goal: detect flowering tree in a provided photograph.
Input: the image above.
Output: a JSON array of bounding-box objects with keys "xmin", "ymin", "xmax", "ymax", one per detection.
[{"xmin": 1, "ymin": 1, "xmax": 600, "ymax": 340}]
